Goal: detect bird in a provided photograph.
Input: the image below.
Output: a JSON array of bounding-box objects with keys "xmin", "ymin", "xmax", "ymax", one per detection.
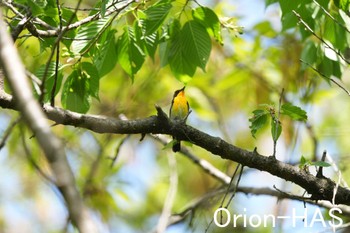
[{"xmin": 169, "ymin": 86, "xmax": 190, "ymax": 152}]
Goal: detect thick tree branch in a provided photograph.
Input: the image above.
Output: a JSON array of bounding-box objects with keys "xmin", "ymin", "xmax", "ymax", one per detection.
[
  {"xmin": 0, "ymin": 12, "xmax": 98, "ymax": 233},
  {"xmin": 1, "ymin": 95, "xmax": 350, "ymax": 205}
]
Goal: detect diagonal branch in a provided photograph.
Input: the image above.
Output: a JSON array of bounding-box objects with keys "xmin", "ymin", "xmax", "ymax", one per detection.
[{"xmin": 1, "ymin": 95, "xmax": 350, "ymax": 205}]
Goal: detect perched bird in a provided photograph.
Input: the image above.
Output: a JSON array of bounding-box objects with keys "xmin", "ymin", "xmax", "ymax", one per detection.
[{"xmin": 169, "ymin": 86, "xmax": 190, "ymax": 152}]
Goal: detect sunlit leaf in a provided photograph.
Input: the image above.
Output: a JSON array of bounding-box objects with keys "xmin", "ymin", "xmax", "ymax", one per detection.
[
  {"xmin": 61, "ymin": 70, "xmax": 90, "ymax": 113},
  {"xmin": 34, "ymin": 62, "xmax": 64, "ymax": 102},
  {"xmin": 281, "ymin": 103, "xmax": 307, "ymax": 121},
  {"xmin": 93, "ymin": 30, "xmax": 117, "ymax": 77},
  {"xmin": 193, "ymin": 6, "xmax": 222, "ymax": 44},
  {"xmin": 81, "ymin": 62, "xmax": 100, "ymax": 100},
  {"xmin": 71, "ymin": 18, "xmax": 110, "ymax": 54},
  {"xmin": 249, "ymin": 109, "xmax": 269, "ymax": 138},
  {"xmin": 143, "ymin": 0, "xmax": 172, "ymax": 36},
  {"xmin": 117, "ymin": 26, "xmax": 145, "ymax": 79}
]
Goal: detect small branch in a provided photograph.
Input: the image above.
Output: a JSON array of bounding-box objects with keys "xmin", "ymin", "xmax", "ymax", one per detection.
[
  {"xmin": 39, "ymin": 0, "xmax": 84, "ymax": 104},
  {"xmin": 9, "ymin": 0, "xmax": 136, "ymax": 38},
  {"xmin": 0, "ymin": 117, "xmax": 21, "ymax": 151},
  {"xmin": 20, "ymin": 125, "xmax": 56, "ymax": 184},
  {"xmin": 312, "ymin": 0, "xmax": 350, "ymax": 34},
  {"xmin": 110, "ymin": 135, "xmax": 130, "ymax": 167},
  {"xmin": 167, "ymin": 185, "xmax": 350, "ymax": 230},
  {"xmin": 50, "ymin": 0, "xmax": 63, "ymax": 106},
  {"xmin": 293, "ymin": 10, "xmax": 350, "ymax": 65},
  {"xmin": 272, "ymin": 88, "xmax": 284, "ymax": 158},
  {"xmin": 300, "ymin": 59, "xmax": 350, "ymax": 96}
]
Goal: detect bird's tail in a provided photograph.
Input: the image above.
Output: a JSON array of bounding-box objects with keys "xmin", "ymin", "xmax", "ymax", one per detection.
[{"xmin": 172, "ymin": 140, "xmax": 181, "ymax": 152}]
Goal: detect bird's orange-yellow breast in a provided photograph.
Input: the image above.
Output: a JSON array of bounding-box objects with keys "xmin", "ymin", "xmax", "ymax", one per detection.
[{"xmin": 171, "ymin": 91, "xmax": 189, "ymax": 120}]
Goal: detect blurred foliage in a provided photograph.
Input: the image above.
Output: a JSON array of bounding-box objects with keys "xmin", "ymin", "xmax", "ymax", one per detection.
[{"xmin": 1, "ymin": 0, "xmax": 350, "ymax": 232}]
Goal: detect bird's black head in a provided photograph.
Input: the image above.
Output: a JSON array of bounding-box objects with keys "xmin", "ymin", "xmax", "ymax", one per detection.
[{"xmin": 173, "ymin": 86, "xmax": 186, "ymax": 98}]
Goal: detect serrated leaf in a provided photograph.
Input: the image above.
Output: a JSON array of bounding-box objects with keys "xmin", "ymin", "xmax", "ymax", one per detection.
[
  {"xmin": 135, "ymin": 20, "xmax": 159, "ymax": 59},
  {"xmin": 101, "ymin": 0, "xmax": 107, "ymax": 17},
  {"xmin": 334, "ymin": 0, "xmax": 350, "ymax": 11},
  {"xmin": 61, "ymin": 70, "xmax": 90, "ymax": 113},
  {"xmin": 249, "ymin": 109, "xmax": 269, "ymax": 138},
  {"xmin": 81, "ymin": 62, "xmax": 100, "ymax": 100},
  {"xmin": 71, "ymin": 18, "xmax": 110, "ymax": 54},
  {"xmin": 35, "ymin": 62, "xmax": 64, "ymax": 102},
  {"xmin": 61, "ymin": 8, "xmax": 78, "ymax": 48},
  {"xmin": 182, "ymin": 20, "xmax": 211, "ymax": 71},
  {"xmin": 93, "ymin": 30, "xmax": 117, "ymax": 77},
  {"xmin": 281, "ymin": 103, "xmax": 307, "ymax": 121},
  {"xmin": 117, "ymin": 26, "xmax": 145, "ymax": 79},
  {"xmin": 193, "ymin": 7, "xmax": 222, "ymax": 44},
  {"xmin": 168, "ymin": 20, "xmax": 196, "ymax": 77},
  {"xmin": 168, "ymin": 20, "xmax": 211, "ymax": 78},
  {"xmin": 143, "ymin": 0, "xmax": 172, "ymax": 36}
]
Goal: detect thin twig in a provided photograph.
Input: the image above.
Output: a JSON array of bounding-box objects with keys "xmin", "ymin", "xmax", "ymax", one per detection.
[
  {"xmin": 19, "ymin": 125, "xmax": 56, "ymax": 183},
  {"xmin": 312, "ymin": 0, "xmax": 350, "ymax": 34},
  {"xmin": 225, "ymin": 165, "xmax": 244, "ymax": 208},
  {"xmin": 50, "ymin": 0, "xmax": 63, "ymax": 106},
  {"xmin": 300, "ymin": 59, "xmax": 350, "ymax": 96},
  {"xmin": 0, "ymin": 117, "xmax": 21, "ymax": 151},
  {"xmin": 293, "ymin": 10, "xmax": 350, "ymax": 65},
  {"xmin": 39, "ymin": 0, "xmax": 84, "ymax": 104},
  {"xmin": 218, "ymin": 164, "xmax": 241, "ymax": 224},
  {"xmin": 110, "ymin": 135, "xmax": 130, "ymax": 167},
  {"xmin": 273, "ymin": 88, "xmax": 284, "ymax": 158}
]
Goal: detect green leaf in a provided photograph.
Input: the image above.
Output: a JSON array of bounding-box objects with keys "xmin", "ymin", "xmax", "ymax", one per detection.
[
  {"xmin": 101, "ymin": 0, "xmax": 108, "ymax": 17},
  {"xmin": 117, "ymin": 26, "xmax": 145, "ymax": 79},
  {"xmin": 300, "ymin": 155, "xmax": 307, "ymax": 165},
  {"xmin": 253, "ymin": 21, "xmax": 277, "ymax": 38},
  {"xmin": 71, "ymin": 18, "xmax": 110, "ymax": 54},
  {"xmin": 135, "ymin": 20, "xmax": 159, "ymax": 60},
  {"xmin": 34, "ymin": 62, "xmax": 64, "ymax": 102},
  {"xmin": 61, "ymin": 8, "xmax": 78, "ymax": 48},
  {"xmin": 193, "ymin": 7, "xmax": 222, "ymax": 44},
  {"xmin": 168, "ymin": 20, "xmax": 197, "ymax": 78},
  {"xmin": 281, "ymin": 103, "xmax": 307, "ymax": 121},
  {"xmin": 249, "ymin": 109, "xmax": 269, "ymax": 138},
  {"xmin": 143, "ymin": 0, "xmax": 172, "ymax": 36},
  {"xmin": 334, "ymin": 0, "xmax": 350, "ymax": 11},
  {"xmin": 93, "ymin": 30, "xmax": 117, "ymax": 77},
  {"xmin": 159, "ymin": 41, "xmax": 170, "ymax": 67},
  {"xmin": 271, "ymin": 119, "xmax": 282, "ymax": 142},
  {"xmin": 81, "ymin": 62, "xmax": 100, "ymax": 100},
  {"xmin": 317, "ymin": 56, "xmax": 333, "ymax": 81},
  {"xmin": 300, "ymin": 40, "xmax": 318, "ymax": 70},
  {"xmin": 61, "ymin": 70, "xmax": 90, "ymax": 113},
  {"xmin": 182, "ymin": 20, "xmax": 211, "ymax": 71},
  {"xmin": 168, "ymin": 20, "xmax": 211, "ymax": 78},
  {"xmin": 281, "ymin": 12, "xmax": 298, "ymax": 31},
  {"xmin": 27, "ymin": 0, "xmax": 46, "ymax": 16},
  {"xmin": 311, "ymin": 161, "xmax": 331, "ymax": 167},
  {"xmin": 265, "ymin": 0, "xmax": 278, "ymax": 7}
]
